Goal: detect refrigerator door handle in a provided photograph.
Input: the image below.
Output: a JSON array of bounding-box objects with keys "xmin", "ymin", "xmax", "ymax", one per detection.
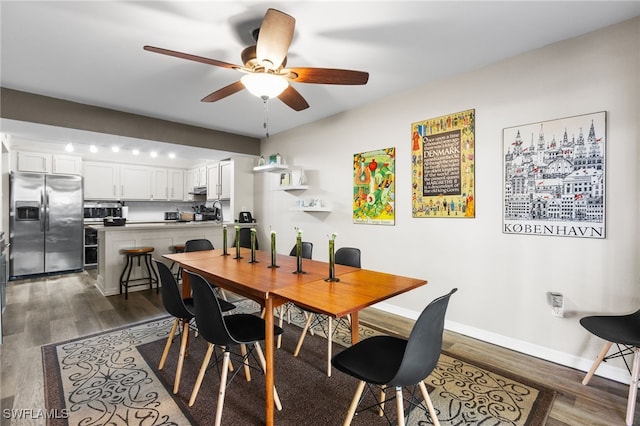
[
  {"xmin": 40, "ymin": 190, "xmax": 45, "ymax": 232},
  {"xmin": 44, "ymin": 188, "xmax": 50, "ymax": 232}
]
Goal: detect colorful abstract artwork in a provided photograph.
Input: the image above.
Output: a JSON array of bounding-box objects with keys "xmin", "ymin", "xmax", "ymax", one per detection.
[
  {"xmin": 353, "ymin": 147, "xmax": 395, "ymax": 225},
  {"xmin": 411, "ymin": 109, "xmax": 476, "ymax": 218}
]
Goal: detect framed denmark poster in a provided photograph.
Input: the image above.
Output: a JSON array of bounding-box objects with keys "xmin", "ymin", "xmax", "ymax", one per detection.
[
  {"xmin": 353, "ymin": 147, "xmax": 395, "ymax": 225},
  {"xmin": 503, "ymin": 111, "xmax": 606, "ymax": 239},
  {"xmin": 411, "ymin": 109, "xmax": 475, "ymax": 218}
]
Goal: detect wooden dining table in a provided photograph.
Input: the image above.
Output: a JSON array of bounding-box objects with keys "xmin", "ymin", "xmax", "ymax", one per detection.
[{"xmin": 163, "ymin": 247, "xmax": 427, "ymax": 425}]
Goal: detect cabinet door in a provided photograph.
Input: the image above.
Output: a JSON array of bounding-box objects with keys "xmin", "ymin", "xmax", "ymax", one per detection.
[
  {"xmin": 168, "ymin": 169, "xmax": 185, "ymax": 200},
  {"xmin": 84, "ymin": 161, "xmax": 120, "ymax": 200},
  {"xmin": 52, "ymin": 154, "xmax": 82, "ymax": 175},
  {"xmin": 17, "ymin": 151, "xmax": 50, "ymax": 173},
  {"xmin": 120, "ymin": 165, "xmax": 152, "ymax": 200},
  {"xmin": 151, "ymin": 168, "xmax": 168, "ymax": 200},
  {"xmin": 206, "ymin": 164, "xmax": 220, "ymax": 200},
  {"xmin": 219, "ymin": 161, "xmax": 231, "ymax": 199}
]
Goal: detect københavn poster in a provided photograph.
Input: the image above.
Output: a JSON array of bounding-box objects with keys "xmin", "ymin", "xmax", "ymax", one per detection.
[
  {"xmin": 353, "ymin": 147, "xmax": 395, "ymax": 225},
  {"xmin": 503, "ymin": 111, "xmax": 606, "ymax": 239},
  {"xmin": 411, "ymin": 109, "xmax": 475, "ymax": 218}
]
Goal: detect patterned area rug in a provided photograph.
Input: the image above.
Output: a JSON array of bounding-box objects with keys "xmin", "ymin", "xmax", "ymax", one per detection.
[{"xmin": 42, "ymin": 299, "xmax": 555, "ymax": 425}]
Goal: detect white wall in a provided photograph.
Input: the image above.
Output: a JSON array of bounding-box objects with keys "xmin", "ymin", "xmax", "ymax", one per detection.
[{"xmin": 256, "ymin": 18, "xmax": 640, "ymax": 382}]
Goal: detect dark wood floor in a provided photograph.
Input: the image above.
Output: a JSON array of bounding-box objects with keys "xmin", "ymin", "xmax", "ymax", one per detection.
[{"xmin": 0, "ymin": 270, "xmax": 636, "ymax": 425}]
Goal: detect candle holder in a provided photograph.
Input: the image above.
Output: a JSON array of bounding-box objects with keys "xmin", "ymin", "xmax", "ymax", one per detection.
[
  {"xmin": 293, "ymin": 228, "xmax": 305, "ymax": 274},
  {"xmin": 222, "ymin": 225, "xmax": 229, "ymax": 256},
  {"xmin": 325, "ymin": 233, "xmax": 339, "ymax": 282},
  {"xmin": 268, "ymin": 230, "xmax": 279, "ymax": 268},
  {"xmin": 234, "ymin": 226, "xmax": 242, "ymax": 259},
  {"xmin": 249, "ymin": 228, "xmax": 258, "ymax": 263}
]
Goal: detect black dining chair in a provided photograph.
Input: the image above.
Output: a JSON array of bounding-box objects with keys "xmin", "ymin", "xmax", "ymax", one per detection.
[
  {"xmin": 234, "ymin": 227, "xmax": 257, "ymax": 249},
  {"xmin": 154, "ymin": 260, "xmax": 235, "ymax": 395},
  {"xmin": 293, "ymin": 247, "xmax": 361, "ymax": 376},
  {"xmin": 186, "ymin": 270, "xmax": 284, "ymax": 424},
  {"xmin": 288, "ymin": 241, "xmax": 313, "ymax": 259},
  {"xmin": 185, "ymin": 238, "xmax": 215, "ymax": 252},
  {"xmin": 580, "ymin": 309, "xmax": 640, "ymax": 426},
  {"xmin": 331, "ymin": 288, "xmax": 457, "ymax": 426}
]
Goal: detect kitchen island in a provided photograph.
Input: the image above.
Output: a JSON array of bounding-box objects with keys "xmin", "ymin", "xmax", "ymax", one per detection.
[{"xmin": 90, "ymin": 221, "xmax": 256, "ymax": 296}]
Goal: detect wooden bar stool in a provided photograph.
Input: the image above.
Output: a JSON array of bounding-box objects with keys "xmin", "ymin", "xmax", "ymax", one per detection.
[{"xmin": 119, "ymin": 247, "xmax": 159, "ymax": 299}]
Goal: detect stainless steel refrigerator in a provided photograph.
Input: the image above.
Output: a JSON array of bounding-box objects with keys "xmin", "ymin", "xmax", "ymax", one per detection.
[{"xmin": 9, "ymin": 172, "xmax": 84, "ymax": 279}]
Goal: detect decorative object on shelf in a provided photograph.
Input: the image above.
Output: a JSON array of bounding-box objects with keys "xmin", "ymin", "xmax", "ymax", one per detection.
[
  {"xmin": 258, "ymin": 156, "xmax": 266, "ymax": 166},
  {"xmin": 269, "ymin": 229, "xmax": 279, "ymax": 268},
  {"xmin": 354, "ymin": 147, "xmax": 396, "ymax": 225},
  {"xmin": 280, "ymin": 172, "xmax": 291, "ymax": 187},
  {"xmin": 293, "ymin": 227, "xmax": 305, "ymax": 274},
  {"xmin": 269, "ymin": 153, "xmax": 282, "ymax": 165},
  {"xmin": 234, "ymin": 225, "xmax": 242, "ymax": 259},
  {"xmin": 325, "ymin": 233, "xmax": 339, "ymax": 282},
  {"xmin": 503, "ymin": 111, "xmax": 606, "ymax": 239},
  {"xmin": 411, "ymin": 109, "xmax": 475, "ymax": 219},
  {"xmin": 222, "ymin": 225, "xmax": 229, "ymax": 256},
  {"xmin": 249, "ymin": 228, "xmax": 258, "ymax": 263}
]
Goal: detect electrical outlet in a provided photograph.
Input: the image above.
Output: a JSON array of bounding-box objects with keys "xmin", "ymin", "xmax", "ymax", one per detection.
[{"xmin": 549, "ymin": 292, "xmax": 564, "ymax": 318}]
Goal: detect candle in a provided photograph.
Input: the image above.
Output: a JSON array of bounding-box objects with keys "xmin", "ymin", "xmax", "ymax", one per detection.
[
  {"xmin": 250, "ymin": 228, "xmax": 257, "ymax": 263},
  {"xmin": 235, "ymin": 225, "xmax": 241, "ymax": 259},
  {"xmin": 222, "ymin": 225, "xmax": 228, "ymax": 255},
  {"xmin": 327, "ymin": 232, "xmax": 338, "ymax": 282},
  {"xmin": 270, "ymin": 230, "xmax": 277, "ymax": 267}
]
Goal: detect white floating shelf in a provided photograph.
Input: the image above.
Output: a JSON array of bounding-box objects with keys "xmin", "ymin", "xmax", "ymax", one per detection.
[
  {"xmin": 277, "ymin": 185, "xmax": 309, "ymax": 191},
  {"xmin": 253, "ymin": 164, "xmax": 289, "ymax": 173},
  {"xmin": 289, "ymin": 206, "xmax": 332, "ymax": 212}
]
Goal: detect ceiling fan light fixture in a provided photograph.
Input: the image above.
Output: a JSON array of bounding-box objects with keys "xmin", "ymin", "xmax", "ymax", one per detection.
[{"xmin": 241, "ymin": 73, "xmax": 288, "ymax": 99}]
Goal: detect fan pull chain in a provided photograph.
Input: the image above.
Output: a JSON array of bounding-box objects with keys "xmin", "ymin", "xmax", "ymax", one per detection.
[{"xmin": 262, "ymin": 95, "xmax": 270, "ymax": 138}]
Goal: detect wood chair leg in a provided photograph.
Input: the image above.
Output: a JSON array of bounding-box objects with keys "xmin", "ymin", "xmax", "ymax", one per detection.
[
  {"xmin": 378, "ymin": 385, "xmax": 386, "ymax": 416},
  {"xmin": 583, "ymin": 341, "xmax": 613, "ymax": 385},
  {"xmin": 327, "ymin": 317, "xmax": 333, "ymax": 377},
  {"xmin": 294, "ymin": 313, "xmax": 315, "ymax": 356},
  {"xmin": 277, "ymin": 306, "xmax": 285, "ymax": 349},
  {"xmin": 253, "ymin": 342, "xmax": 283, "ymax": 411},
  {"xmin": 343, "ymin": 380, "xmax": 365, "ymax": 426},
  {"xmin": 214, "ymin": 351, "xmax": 231, "ymax": 426},
  {"xmin": 395, "ymin": 386, "xmax": 405, "ymax": 426},
  {"xmin": 418, "ymin": 380, "xmax": 440, "ymax": 426},
  {"xmin": 240, "ymin": 344, "xmax": 251, "ymax": 381},
  {"xmin": 173, "ymin": 321, "xmax": 190, "ymax": 394},
  {"xmin": 189, "ymin": 343, "xmax": 214, "ymax": 406},
  {"xmin": 626, "ymin": 347, "xmax": 640, "ymax": 426},
  {"xmin": 159, "ymin": 318, "xmax": 178, "ymax": 370}
]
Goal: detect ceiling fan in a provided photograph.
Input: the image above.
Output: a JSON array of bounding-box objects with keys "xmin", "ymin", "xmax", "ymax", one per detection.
[{"xmin": 144, "ymin": 8, "xmax": 369, "ymax": 112}]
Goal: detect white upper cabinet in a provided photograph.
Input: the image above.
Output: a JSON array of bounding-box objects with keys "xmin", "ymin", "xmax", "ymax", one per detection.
[
  {"xmin": 168, "ymin": 169, "xmax": 185, "ymax": 200},
  {"xmin": 84, "ymin": 161, "xmax": 120, "ymax": 200},
  {"xmin": 120, "ymin": 165, "xmax": 152, "ymax": 200},
  {"xmin": 15, "ymin": 151, "xmax": 82, "ymax": 175},
  {"xmin": 150, "ymin": 167, "xmax": 168, "ymax": 200}
]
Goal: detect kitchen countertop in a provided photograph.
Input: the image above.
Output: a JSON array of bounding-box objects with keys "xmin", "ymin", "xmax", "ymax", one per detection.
[{"xmin": 88, "ymin": 221, "xmax": 258, "ymax": 231}]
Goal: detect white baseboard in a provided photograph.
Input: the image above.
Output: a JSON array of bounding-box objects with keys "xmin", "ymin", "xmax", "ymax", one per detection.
[{"xmin": 373, "ymin": 301, "xmax": 633, "ymax": 385}]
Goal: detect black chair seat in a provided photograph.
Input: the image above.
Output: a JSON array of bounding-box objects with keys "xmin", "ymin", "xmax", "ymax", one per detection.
[
  {"xmin": 580, "ymin": 310, "xmax": 640, "ymax": 346},
  {"xmin": 332, "ymin": 336, "xmax": 406, "ymax": 384},
  {"xmin": 225, "ymin": 314, "xmax": 284, "ymax": 343}
]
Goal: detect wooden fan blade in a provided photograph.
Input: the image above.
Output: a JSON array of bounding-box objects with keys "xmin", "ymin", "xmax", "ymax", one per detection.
[
  {"xmin": 201, "ymin": 81, "xmax": 245, "ymax": 102},
  {"xmin": 278, "ymin": 85, "xmax": 309, "ymax": 111},
  {"xmin": 144, "ymin": 45, "xmax": 239, "ymax": 69},
  {"xmin": 256, "ymin": 9, "xmax": 295, "ymax": 70},
  {"xmin": 287, "ymin": 67, "xmax": 369, "ymax": 85}
]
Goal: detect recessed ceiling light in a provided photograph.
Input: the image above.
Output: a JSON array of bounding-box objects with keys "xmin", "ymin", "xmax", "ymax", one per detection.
[
  {"xmin": 112, "ymin": 146, "xmax": 120, "ymax": 153},
  {"xmin": 168, "ymin": 153, "xmax": 175, "ymax": 159},
  {"xmin": 65, "ymin": 143, "xmax": 74, "ymax": 152},
  {"xmin": 150, "ymin": 151, "xmax": 158, "ymax": 158},
  {"xmin": 89, "ymin": 145, "xmax": 98, "ymax": 153},
  {"xmin": 132, "ymin": 149, "xmax": 140, "ymax": 155}
]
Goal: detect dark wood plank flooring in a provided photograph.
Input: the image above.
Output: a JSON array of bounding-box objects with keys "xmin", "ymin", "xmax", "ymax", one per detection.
[{"xmin": 0, "ymin": 271, "xmax": 636, "ymax": 425}]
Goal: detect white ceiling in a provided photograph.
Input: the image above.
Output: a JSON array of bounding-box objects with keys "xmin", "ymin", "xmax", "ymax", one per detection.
[{"xmin": 1, "ymin": 1, "xmax": 639, "ymax": 159}]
